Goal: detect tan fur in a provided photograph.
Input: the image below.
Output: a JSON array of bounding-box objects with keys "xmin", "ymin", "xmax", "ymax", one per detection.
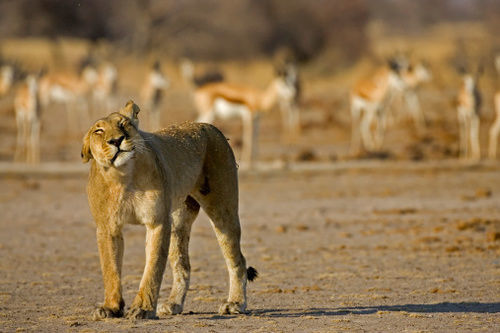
[
  {"xmin": 0, "ymin": 65, "xmax": 14, "ymax": 97},
  {"xmin": 83, "ymin": 101, "xmax": 254, "ymax": 320},
  {"xmin": 488, "ymin": 91, "xmax": 500, "ymax": 159},
  {"xmin": 352, "ymin": 67, "xmax": 394, "ymax": 102},
  {"xmin": 398, "ymin": 61, "xmax": 432, "ymax": 133},
  {"xmin": 456, "ymin": 74, "xmax": 480, "ymax": 160},
  {"xmin": 39, "ymin": 72, "xmax": 91, "ymax": 100},
  {"xmin": 194, "ymin": 75, "xmax": 295, "ymax": 164},
  {"xmin": 140, "ymin": 63, "xmax": 169, "ymax": 131},
  {"xmin": 489, "ymin": 57, "xmax": 500, "ymax": 159},
  {"xmin": 38, "ymin": 72, "xmax": 91, "ymax": 132},
  {"xmin": 350, "ymin": 66, "xmax": 404, "ymax": 153},
  {"xmin": 14, "ymin": 75, "xmax": 40, "ymax": 163},
  {"xmin": 92, "ymin": 63, "xmax": 118, "ymax": 115}
]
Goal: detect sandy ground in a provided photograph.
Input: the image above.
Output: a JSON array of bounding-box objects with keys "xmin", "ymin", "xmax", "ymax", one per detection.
[
  {"xmin": 0, "ymin": 53, "xmax": 499, "ymax": 331},
  {"xmin": 1, "ymin": 162, "xmax": 499, "ymax": 332}
]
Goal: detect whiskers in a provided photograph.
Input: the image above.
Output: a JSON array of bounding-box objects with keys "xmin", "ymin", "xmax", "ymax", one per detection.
[{"xmin": 131, "ymin": 136, "xmax": 151, "ymax": 154}]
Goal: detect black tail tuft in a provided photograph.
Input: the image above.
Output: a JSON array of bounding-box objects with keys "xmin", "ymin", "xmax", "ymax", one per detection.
[{"xmin": 247, "ymin": 267, "xmax": 258, "ymax": 282}]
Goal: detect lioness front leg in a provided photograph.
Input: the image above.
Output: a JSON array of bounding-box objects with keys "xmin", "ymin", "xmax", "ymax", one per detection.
[
  {"xmin": 93, "ymin": 227, "xmax": 125, "ymax": 320},
  {"xmin": 158, "ymin": 198, "xmax": 199, "ymax": 315},
  {"xmin": 126, "ymin": 223, "xmax": 170, "ymax": 320}
]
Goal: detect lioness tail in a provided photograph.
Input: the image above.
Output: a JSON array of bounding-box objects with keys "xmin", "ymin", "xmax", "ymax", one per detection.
[{"xmin": 247, "ymin": 266, "xmax": 258, "ymax": 282}]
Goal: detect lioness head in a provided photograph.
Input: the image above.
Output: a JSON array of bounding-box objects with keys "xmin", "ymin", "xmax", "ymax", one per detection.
[{"xmin": 81, "ymin": 100, "xmax": 142, "ymax": 168}]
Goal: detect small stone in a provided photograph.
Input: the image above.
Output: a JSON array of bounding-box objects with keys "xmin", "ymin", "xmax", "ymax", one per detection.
[
  {"xmin": 486, "ymin": 231, "xmax": 500, "ymax": 242},
  {"xmin": 475, "ymin": 188, "xmax": 492, "ymax": 198},
  {"xmin": 275, "ymin": 225, "xmax": 287, "ymax": 233}
]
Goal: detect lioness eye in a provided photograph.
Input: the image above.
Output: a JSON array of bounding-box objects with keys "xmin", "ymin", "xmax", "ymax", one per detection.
[
  {"xmin": 94, "ymin": 128, "xmax": 104, "ymax": 134},
  {"xmin": 119, "ymin": 122, "xmax": 130, "ymax": 138}
]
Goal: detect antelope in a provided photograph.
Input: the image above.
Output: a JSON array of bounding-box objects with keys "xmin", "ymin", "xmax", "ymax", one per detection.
[
  {"xmin": 92, "ymin": 62, "xmax": 118, "ymax": 115},
  {"xmin": 488, "ymin": 56, "xmax": 500, "ymax": 159},
  {"xmin": 399, "ymin": 60, "xmax": 432, "ymax": 133},
  {"xmin": 194, "ymin": 67, "xmax": 297, "ymax": 164},
  {"xmin": 14, "ymin": 74, "xmax": 41, "ymax": 163},
  {"xmin": 141, "ymin": 61, "xmax": 169, "ymax": 131},
  {"xmin": 38, "ymin": 70, "xmax": 92, "ymax": 133},
  {"xmin": 180, "ymin": 58, "xmax": 224, "ymax": 88},
  {"xmin": 456, "ymin": 67, "xmax": 482, "ymax": 160},
  {"xmin": 350, "ymin": 59, "xmax": 406, "ymax": 154},
  {"xmin": 80, "ymin": 63, "xmax": 99, "ymax": 91},
  {"xmin": 0, "ymin": 65, "xmax": 14, "ymax": 97},
  {"xmin": 275, "ymin": 60, "xmax": 301, "ymax": 139}
]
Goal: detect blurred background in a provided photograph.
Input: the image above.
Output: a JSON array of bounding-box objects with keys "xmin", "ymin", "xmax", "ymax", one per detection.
[{"xmin": 0, "ymin": 0, "xmax": 499, "ymax": 163}]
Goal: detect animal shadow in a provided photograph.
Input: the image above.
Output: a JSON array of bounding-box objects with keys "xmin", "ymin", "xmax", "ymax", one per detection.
[{"xmin": 241, "ymin": 302, "xmax": 500, "ymax": 318}]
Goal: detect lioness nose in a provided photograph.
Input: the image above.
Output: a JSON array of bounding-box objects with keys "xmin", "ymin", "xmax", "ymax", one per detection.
[{"xmin": 108, "ymin": 136, "xmax": 125, "ymax": 147}]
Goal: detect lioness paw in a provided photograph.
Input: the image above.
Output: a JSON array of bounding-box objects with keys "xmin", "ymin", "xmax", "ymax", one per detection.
[
  {"xmin": 218, "ymin": 301, "xmax": 247, "ymax": 315},
  {"xmin": 92, "ymin": 306, "xmax": 124, "ymax": 320},
  {"xmin": 157, "ymin": 302, "xmax": 183, "ymax": 315},
  {"xmin": 125, "ymin": 306, "xmax": 157, "ymax": 320}
]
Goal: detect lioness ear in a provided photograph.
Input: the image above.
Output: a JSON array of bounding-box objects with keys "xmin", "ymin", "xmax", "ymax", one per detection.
[
  {"xmin": 120, "ymin": 100, "xmax": 140, "ymax": 127},
  {"xmin": 81, "ymin": 129, "xmax": 92, "ymax": 163}
]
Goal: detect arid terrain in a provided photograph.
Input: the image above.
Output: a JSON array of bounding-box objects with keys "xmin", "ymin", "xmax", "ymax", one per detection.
[
  {"xmin": 1, "ymin": 161, "xmax": 499, "ymax": 332},
  {"xmin": 0, "ymin": 20, "xmax": 499, "ymax": 331}
]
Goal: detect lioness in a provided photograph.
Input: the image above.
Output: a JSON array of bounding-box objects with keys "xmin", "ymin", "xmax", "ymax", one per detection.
[{"xmin": 82, "ymin": 101, "xmax": 257, "ymax": 320}]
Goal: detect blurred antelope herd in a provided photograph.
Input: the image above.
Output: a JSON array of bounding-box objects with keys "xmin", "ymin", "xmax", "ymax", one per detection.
[{"xmin": 1, "ymin": 41, "xmax": 500, "ymax": 166}]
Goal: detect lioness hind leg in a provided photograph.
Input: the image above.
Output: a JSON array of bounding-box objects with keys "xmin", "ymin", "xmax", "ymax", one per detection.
[
  {"xmin": 213, "ymin": 215, "xmax": 249, "ymax": 314},
  {"xmin": 198, "ymin": 124, "xmax": 255, "ymax": 314},
  {"xmin": 200, "ymin": 199, "xmax": 249, "ymax": 314},
  {"xmin": 157, "ymin": 196, "xmax": 200, "ymax": 316}
]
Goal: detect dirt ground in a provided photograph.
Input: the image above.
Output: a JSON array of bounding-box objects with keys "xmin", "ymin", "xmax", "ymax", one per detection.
[
  {"xmin": 0, "ymin": 34, "xmax": 499, "ymax": 331},
  {"xmin": 1, "ymin": 162, "xmax": 499, "ymax": 332}
]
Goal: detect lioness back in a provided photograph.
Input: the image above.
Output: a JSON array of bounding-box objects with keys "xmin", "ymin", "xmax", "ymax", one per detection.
[
  {"xmin": 143, "ymin": 122, "xmax": 238, "ymax": 194},
  {"xmin": 155, "ymin": 121, "xmax": 236, "ymax": 166}
]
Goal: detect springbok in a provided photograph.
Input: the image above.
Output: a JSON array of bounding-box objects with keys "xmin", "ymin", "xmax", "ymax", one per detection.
[
  {"xmin": 81, "ymin": 64, "xmax": 99, "ymax": 91},
  {"xmin": 275, "ymin": 61, "xmax": 301, "ymax": 139},
  {"xmin": 141, "ymin": 61, "xmax": 169, "ymax": 131},
  {"xmin": 194, "ymin": 66, "xmax": 297, "ymax": 164},
  {"xmin": 456, "ymin": 67, "xmax": 482, "ymax": 160},
  {"xmin": 180, "ymin": 58, "xmax": 224, "ymax": 88},
  {"xmin": 14, "ymin": 74, "xmax": 41, "ymax": 163},
  {"xmin": 92, "ymin": 62, "xmax": 118, "ymax": 115},
  {"xmin": 0, "ymin": 65, "xmax": 14, "ymax": 97},
  {"xmin": 38, "ymin": 70, "xmax": 92, "ymax": 133},
  {"xmin": 399, "ymin": 60, "xmax": 432, "ymax": 133},
  {"xmin": 488, "ymin": 56, "xmax": 500, "ymax": 159},
  {"xmin": 350, "ymin": 59, "xmax": 406, "ymax": 154}
]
